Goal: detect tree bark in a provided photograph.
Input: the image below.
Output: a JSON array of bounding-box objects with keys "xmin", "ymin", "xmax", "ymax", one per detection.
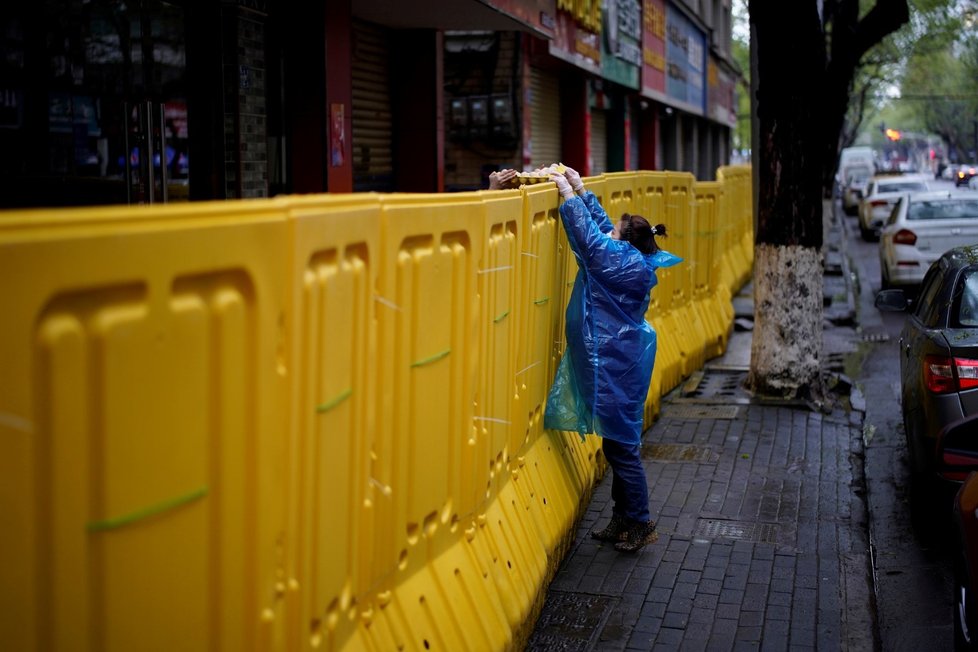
[
  {"xmin": 748, "ymin": 0, "xmax": 910, "ymax": 402},
  {"xmin": 748, "ymin": 0, "xmax": 827, "ymax": 401}
]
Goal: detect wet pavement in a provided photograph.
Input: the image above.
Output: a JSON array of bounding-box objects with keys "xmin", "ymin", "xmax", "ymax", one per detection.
[{"xmin": 846, "ymin": 194, "xmax": 955, "ymax": 652}]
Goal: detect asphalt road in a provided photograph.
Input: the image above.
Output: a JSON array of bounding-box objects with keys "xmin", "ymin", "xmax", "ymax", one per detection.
[{"xmin": 842, "ymin": 181, "xmax": 959, "ymax": 652}]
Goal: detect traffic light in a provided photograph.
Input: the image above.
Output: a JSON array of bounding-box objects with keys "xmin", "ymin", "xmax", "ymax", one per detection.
[{"xmin": 885, "ymin": 128, "xmax": 901, "ymax": 141}]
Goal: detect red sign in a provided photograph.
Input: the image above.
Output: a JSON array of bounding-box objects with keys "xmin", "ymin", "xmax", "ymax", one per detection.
[
  {"xmin": 641, "ymin": 0, "xmax": 667, "ymax": 100},
  {"xmin": 549, "ymin": 6, "xmax": 601, "ymax": 75}
]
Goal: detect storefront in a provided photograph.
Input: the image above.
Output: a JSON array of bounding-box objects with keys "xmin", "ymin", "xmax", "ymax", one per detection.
[{"xmin": 0, "ymin": 1, "xmax": 198, "ymax": 207}]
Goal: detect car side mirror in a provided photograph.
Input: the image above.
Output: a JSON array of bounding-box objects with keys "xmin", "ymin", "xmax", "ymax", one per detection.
[{"xmin": 875, "ymin": 289, "xmax": 910, "ymax": 312}]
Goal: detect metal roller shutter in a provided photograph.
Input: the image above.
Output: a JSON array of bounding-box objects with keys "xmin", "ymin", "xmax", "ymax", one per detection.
[
  {"xmin": 529, "ymin": 67, "xmax": 561, "ymax": 169},
  {"xmin": 352, "ymin": 20, "xmax": 394, "ymax": 192},
  {"xmin": 590, "ymin": 109, "xmax": 607, "ymax": 175}
]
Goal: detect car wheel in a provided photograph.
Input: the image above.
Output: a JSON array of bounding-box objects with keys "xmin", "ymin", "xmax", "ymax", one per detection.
[
  {"xmin": 860, "ymin": 223, "xmax": 873, "ymax": 242},
  {"xmin": 955, "ymin": 556, "xmax": 978, "ymax": 651}
]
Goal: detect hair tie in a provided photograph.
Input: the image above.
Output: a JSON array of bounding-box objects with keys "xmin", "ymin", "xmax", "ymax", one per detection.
[{"xmin": 650, "ymin": 226, "xmax": 657, "ymax": 235}]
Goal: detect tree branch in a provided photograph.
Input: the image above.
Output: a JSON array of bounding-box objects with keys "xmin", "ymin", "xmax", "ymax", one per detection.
[{"xmin": 855, "ymin": 0, "xmax": 910, "ymax": 61}]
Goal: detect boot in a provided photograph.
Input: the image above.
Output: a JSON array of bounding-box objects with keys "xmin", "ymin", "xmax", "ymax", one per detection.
[
  {"xmin": 590, "ymin": 513, "xmax": 630, "ymax": 542},
  {"xmin": 615, "ymin": 520, "xmax": 658, "ymax": 553}
]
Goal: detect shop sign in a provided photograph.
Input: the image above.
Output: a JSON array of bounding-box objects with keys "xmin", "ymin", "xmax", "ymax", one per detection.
[
  {"xmin": 601, "ymin": 0, "xmax": 641, "ymax": 89},
  {"xmin": 707, "ymin": 56, "xmax": 737, "ymax": 127},
  {"xmin": 664, "ymin": 3, "xmax": 705, "ymax": 114},
  {"xmin": 641, "ymin": 0, "xmax": 666, "ymax": 99},
  {"xmin": 483, "ymin": 0, "xmax": 558, "ymax": 38},
  {"xmin": 549, "ymin": 0, "xmax": 602, "ymax": 76}
]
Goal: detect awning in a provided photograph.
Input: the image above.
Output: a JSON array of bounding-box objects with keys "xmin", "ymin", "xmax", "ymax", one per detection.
[{"xmin": 352, "ymin": 0, "xmax": 554, "ymax": 39}]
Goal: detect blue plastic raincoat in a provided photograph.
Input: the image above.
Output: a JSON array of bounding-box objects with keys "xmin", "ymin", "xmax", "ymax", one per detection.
[{"xmin": 544, "ymin": 191, "xmax": 682, "ymax": 445}]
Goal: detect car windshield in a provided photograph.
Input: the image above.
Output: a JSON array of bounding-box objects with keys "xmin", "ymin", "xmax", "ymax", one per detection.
[
  {"xmin": 847, "ymin": 166, "xmax": 872, "ymax": 183},
  {"xmin": 877, "ymin": 181, "xmax": 927, "ymax": 193},
  {"xmin": 955, "ymin": 268, "xmax": 978, "ymax": 327},
  {"xmin": 908, "ymin": 199, "xmax": 978, "ymax": 221}
]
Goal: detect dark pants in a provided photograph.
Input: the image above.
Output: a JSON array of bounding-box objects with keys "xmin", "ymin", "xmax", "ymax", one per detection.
[{"xmin": 602, "ymin": 438, "xmax": 651, "ymax": 523}]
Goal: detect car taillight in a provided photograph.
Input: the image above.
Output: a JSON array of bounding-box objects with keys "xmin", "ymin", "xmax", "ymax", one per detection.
[
  {"xmin": 893, "ymin": 229, "xmax": 917, "ymax": 245},
  {"xmin": 924, "ymin": 355, "xmax": 978, "ymax": 393},
  {"xmin": 870, "ymin": 200, "xmax": 888, "ymax": 207}
]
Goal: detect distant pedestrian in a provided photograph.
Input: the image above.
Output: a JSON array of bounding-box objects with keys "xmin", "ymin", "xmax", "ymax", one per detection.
[{"xmin": 545, "ymin": 165, "xmax": 682, "ymax": 553}]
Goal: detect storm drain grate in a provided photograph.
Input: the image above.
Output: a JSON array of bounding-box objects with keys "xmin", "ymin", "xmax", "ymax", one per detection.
[
  {"xmin": 643, "ymin": 443, "xmax": 719, "ymax": 464},
  {"xmin": 694, "ymin": 519, "xmax": 781, "ymax": 543},
  {"xmin": 861, "ymin": 331, "xmax": 890, "ymax": 343},
  {"xmin": 664, "ymin": 405, "xmax": 741, "ymax": 420},
  {"xmin": 682, "ymin": 368, "xmax": 750, "ymax": 400},
  {"xmin": 525, "ymin": 592, "xmax": 619, "ymax": 651}
]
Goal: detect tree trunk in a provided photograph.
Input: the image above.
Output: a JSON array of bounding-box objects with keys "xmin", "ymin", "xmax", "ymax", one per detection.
[{"xmin": 748, "ymin": 0, "xmax": 827, "ymax": 402}]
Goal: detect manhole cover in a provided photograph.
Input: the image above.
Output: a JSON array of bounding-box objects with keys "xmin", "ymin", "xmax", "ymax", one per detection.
[
  {"xmin": 694, "ymin": 519, "xmax": 781, "ymax": 543},
  {"xmin": 642, "ymin": 443, "xmax": 719, "ymax": 464},
  {"xmin": 664, "ymin": 405, "xmax": 741, "ymax": 420},
  {"xmin": 526, "ymin": 592, "xmax": 618, "ymax": 651}
]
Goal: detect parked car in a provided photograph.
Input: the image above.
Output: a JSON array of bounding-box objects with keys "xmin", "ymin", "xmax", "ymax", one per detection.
[
  {"xmin": 879, "ymin": 192, "xmax": 978, "ymax": 289},
  {"xmin": 957, "ymin": 164, "xmax": 978, "ymax": 187},
  {"xmin": 858, "ymin": 173, "xmax": 930, "ymax": 241},
  {"xmin": 876, "ymin": 247, "xmax": 978, "ymax": 498},
  {"xmin": 842, "ymin": 164, "xmax": 873, "ymax": 215}
]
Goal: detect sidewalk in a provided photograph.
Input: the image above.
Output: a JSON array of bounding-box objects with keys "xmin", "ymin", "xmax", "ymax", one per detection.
[{"xmin": 527, "ymin": 209, "xmax": 874, "ymax": 651}]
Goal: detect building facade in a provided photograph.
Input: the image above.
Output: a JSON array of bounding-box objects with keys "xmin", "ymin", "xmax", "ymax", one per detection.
[{"xmin": 0, "ymin": 0, "xmax": 739, "ymax": 208}]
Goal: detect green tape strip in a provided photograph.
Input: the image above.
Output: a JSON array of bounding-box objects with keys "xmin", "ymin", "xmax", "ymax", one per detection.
[
  {"xmin": 494, "ymin": 310, "xmax": 510, "ymax": 323},
  {"xmin": 534, "ymin": 297, "xmax": 550, "ymax": 305},
  {"xmin": 87, "ymin": 486, "xmax": 208, "ymax": 533},
  {"xmin": 411, "ymin": 348, "xmax": 451, "ymax": 368},
  {"xmin": 317, "ymin": 388, "xmax": 353, "ymax": 413}
]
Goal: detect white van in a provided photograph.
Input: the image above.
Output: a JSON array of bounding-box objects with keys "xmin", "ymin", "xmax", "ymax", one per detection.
[{"xmin": 836, "ymin": 146, "xmax": 876, "ymax": 197}]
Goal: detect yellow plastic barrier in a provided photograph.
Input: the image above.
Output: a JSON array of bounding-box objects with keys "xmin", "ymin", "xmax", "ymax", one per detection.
[
  {"xmin": 0, "ymin": 200, "xmax": 291, "ymax": 650},
  {"xmin": 0, "ymin": 167, "xmax": 751, "ymax": 652}
]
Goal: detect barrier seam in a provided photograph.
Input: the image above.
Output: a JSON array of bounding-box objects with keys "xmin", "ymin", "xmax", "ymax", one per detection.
[
  {"xmin": 317, "ymin": 388, "xmax": 353, "ymax": 413},
  {"xmin": 411, "ymin": 348, "xmax": 451, "ymax": 368},
  {"xmin": 87, "ymin": 486, "xmax": 208, "ymax": 532}
]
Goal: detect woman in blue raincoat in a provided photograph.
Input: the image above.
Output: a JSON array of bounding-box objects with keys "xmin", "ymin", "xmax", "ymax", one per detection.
[{"xmin": 545, "ymin": 166, "xmax": 682, "ymax": 553}]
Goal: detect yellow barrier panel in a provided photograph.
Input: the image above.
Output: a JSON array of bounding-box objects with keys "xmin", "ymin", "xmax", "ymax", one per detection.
[
  {"xmin": 0, "ymin": 167, "xmax": 752, "ymax": 652},
  {"xmin": 692, "ymin": 182, "xmax": 731, "ymax": 360},
  {"xmin": 281, "ymin": 194, "xmax": 383, "ymax": 651},
  {"xmin": 0, "ymin": 200, "xmax": 290, "ymax": 651}
]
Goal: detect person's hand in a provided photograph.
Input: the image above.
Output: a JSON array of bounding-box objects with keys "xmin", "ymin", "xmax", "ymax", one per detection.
[
  {"xmin": 551, "ymin": 173, "xmax": 575, "ymax": 199},
  {"xmin": 563, "ymin": 166, "xmax": 585, "ymax": 194},
  {"xmin": 488, "ymin": 168, "xmax": 518, "ymax": 190}
]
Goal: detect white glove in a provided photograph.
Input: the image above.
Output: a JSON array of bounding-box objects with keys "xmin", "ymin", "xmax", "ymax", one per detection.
[
  {"xmin": 563, "ymin": 166, "xmax": 585, "ymax": 193},
  {"xmin": 551, "ymin": 173, "xmax": 575, "ymax": 199}
]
